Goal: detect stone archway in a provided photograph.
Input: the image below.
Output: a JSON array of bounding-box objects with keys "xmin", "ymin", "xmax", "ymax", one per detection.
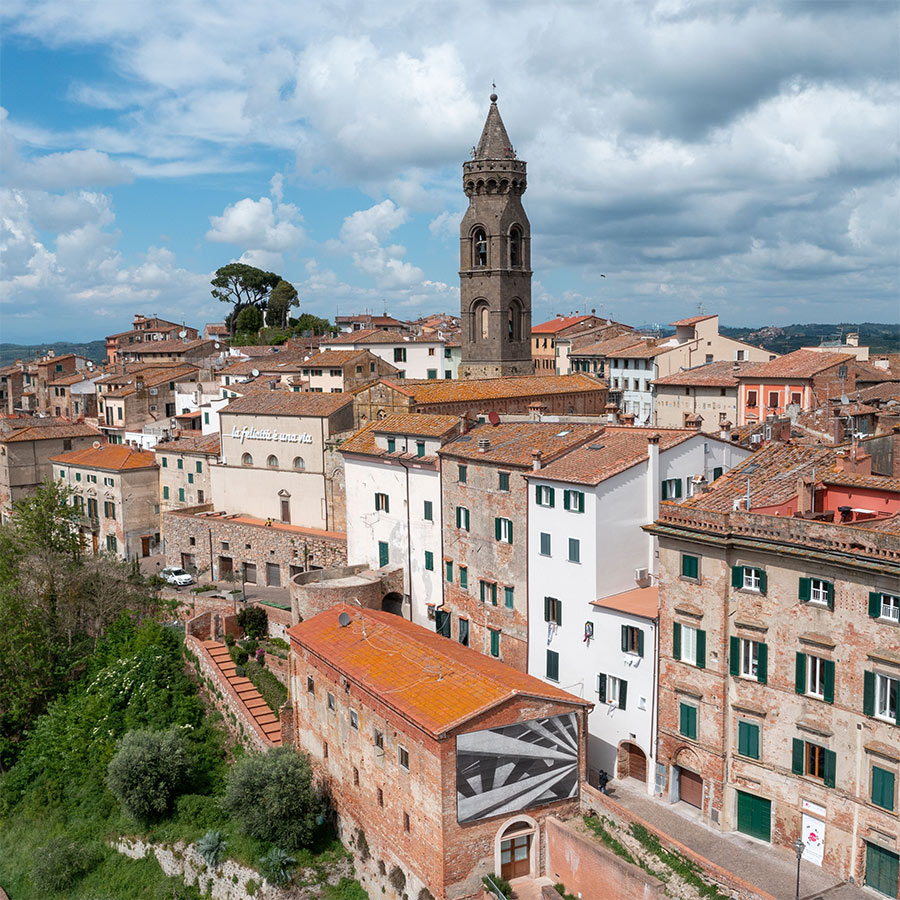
[
  {"xmin": 673, "ymin": 746, "xmax": 704, "ymax": 809},
  {"xmin": 494, "ymin": 815, "xmax": 539, "ymax": 882},
  {"xmin": 381, "ymin": 592, "xmax": 403, "ymax": 616},
  {"xmin": 617, "ymin": 740, "xmax": 648, "ymax": 785}
]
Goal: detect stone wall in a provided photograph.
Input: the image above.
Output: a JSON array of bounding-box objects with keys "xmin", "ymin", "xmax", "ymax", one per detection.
[{"xmin": 289, "ymin": 564, "xmax": 404, "ymax": 623}]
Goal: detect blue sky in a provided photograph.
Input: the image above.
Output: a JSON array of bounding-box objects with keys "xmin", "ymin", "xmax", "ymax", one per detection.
[{"xmin": 1, "ymin": 0, "xmax": 898, "ymax": 344}]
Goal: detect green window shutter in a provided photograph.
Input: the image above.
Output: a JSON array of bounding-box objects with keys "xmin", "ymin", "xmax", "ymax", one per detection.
[
  {"xmin": 555, "ymin": 600, "xmax": 562, "ymax": 626},
  {"xmin": 504, "ymin": 586, "xmax": 514, "ymax": 609},
  {"xmin": 424, "ymin": 551, "xmax": 433, "ymax": 571},
  {"xmin": 491, "ymin": 583, "xmax": 498, "ymax": 606},
  {"xmin": 748, "ymin": 723, "xmax": 760, "ymax": 759},
  {"xmin": 795, "ymin": 652, "xmax": 807, "ymax": 694},
  {"xmin": 544, "ymin": 597, "xmax": 551, "ymax": 622},
  {"xmin": 597, "ymin": 673, "xmax": 607, "ymax": 703},
  {"xmin": 757, "ymin": 643, "xmax": 768, "ymax": 684},
  {"xmin": 637, "ymin": 629, "xmax": 644, "ymax": 658},
  {"xmin": 758, "ymin": 569, "xmax": 767, "ymax": 594},
  {"xmin": 792, "ymin": 739, "xmax": 804, "ymax": 775},
  {"xmin": 673, "ymin": 622, "xmax": 682, "ymax": 661},
  {"xmin": 696, "ymin": 629, "xmax": 706, "ymax": 669},
  {"xmin": 868, "ymin": 592, "xmax": 881, "ymax": 618},
  {"xmin": 682, "ymin": 555, "xmax": 698, "ymax": 579},
  {"xmin": 546, "ymin": 650, "xmax": 559, "ymax": 681},
  {"xmin": 578, "ymin": 492, "xmax": 585, "ymax": 512},
  {"xmin": 508, "ymin": 521, "xmax": 513, "ymax": 544},
  {"xmin": 621, "ymin": 625, "xmax": 628, "ymax": 652},
  {"xmin": 713, "ymin": 466, "xmax": 723, "ymax": 479},
  {"xmin": 863, "ymin": 670, "xmax": 876, "ymax": 717},
  {"xmin": 495, "ymin": 517, "xmax": 501, "ymax": 540},
  {"xmin": 739, "ymin": 721, "xmax": 760, "ymax": 759},
  {"xmin": 163, "ymin": 486, "xmax": 169, "ymax": 499},
  {"xmin": 445, "ymin": 561, "xmax": 453, "ymax": 582},
  {"xmin": 490, "ymin": 629, "xmax": 499, "ymax": 657},
  {"xmin": 196, "ymin": 461, "xmax": 202, "ymax": 473},
  {"xmin": 162, "ymin": 458, "xmax": 167, "ymax": 468},
  {"xmin": 378, "ymin": 542, "xmax": 389, "ymax": 567},
  {"xmin": 459, "ymin": 567, "xmax": 467, "ymax": 589},
  {"xmin": 823, "ymin": 659, "xmax": 835, "ymax": 704},
  {"xmin": 424, "ymin": 500, "xmax": 433, "ymax": 520},
  {"xmin": 480, "ymin": 581, "xmax": 486, "ymax": 603},
  {"xmin": 548, "ymin": 487, "xmax": 555, "ymax": 507},
  {"xmin": 799, "ymin": 577, "xmax": 811, "ymax": 602},
  {"xmin": 563, "ymin": 490, "xmax": 571, "ymax": 510},
  {"xmin": 823, "ymin": 750, "xmax": 836, "ymax": 789},
  {"xmin": 826, "ymin": 582, "xmax": 834, "ymax": 609},
  {"xmin": 455, "ymin": 506, "xmax": 461, "ymax": 528},
  {"xmin": 730, "ymin": 636, "xmax": 740, "ymax": 677},
  {"xmin": 661, "ymin": 480, "xmax": 668, "ymax": 501},
  {"xmin": 178, "ymin": 488, "xmax": 184, "ymax": 502},
  {"xmin": 732, "ymin": 566, "xmax": 743, "ymax": 588},
  {"xmin": 872, "ymin": 767, "xmax": 895, "ymax": 811},
  {"xmin": 674, "ymin": 479, "xmax": 682, "ymax": 499},
  {"xmin": 618, "ymin": 680, "xmax": 627, "ymax": 710}
]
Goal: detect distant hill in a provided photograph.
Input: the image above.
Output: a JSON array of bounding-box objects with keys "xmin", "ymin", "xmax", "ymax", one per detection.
[
  {"xmin": 0, "ymin": 341, "xmax": 107, "ymax": 367},
  {"xmin": 719, "ymin": 323, "xmax": 898, "ymax": 356}
]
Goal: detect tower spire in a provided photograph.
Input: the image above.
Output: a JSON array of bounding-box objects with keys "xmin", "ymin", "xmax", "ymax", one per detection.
[{"xmin": 474, "ymin": 92, "xmax": 515, "ymax": 160}]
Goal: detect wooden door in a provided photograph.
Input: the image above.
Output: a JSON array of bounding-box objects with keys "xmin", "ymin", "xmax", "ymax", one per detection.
[
  {"xmin": 736, "ymin": 791, "xmax": 771, "ymax": 842},
  {"xmin": 500, "ymin": 833, "xmax": 531, "ymax": 881},
  {"xmin": 679, "ymin": 768, "xmax": 703, "ymax": 809},
  {"xmin": 141, "ymin": 535, "xmax": 150, "ymax": 557},
  {"xmin": 218, "ymin": 556, "xmax": 233, "ymax": 578},
  {"xmin": 243, "ymin": 562, "xmax": 257, "ymax": 584},
  {"xmin": 628, "ymin": 744, "xmax": 647, "ymax": 784},
  {"xmin": 280, "ymin": 499, "xmax": 291, "ymax": 524}
]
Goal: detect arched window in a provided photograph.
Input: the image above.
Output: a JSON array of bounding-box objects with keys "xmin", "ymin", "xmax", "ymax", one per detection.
[
  {"xmin": 472, "ymin": 301, "xmax": 490, "ymax": 341},
  {"xmin": 509, "ymin": 226, "xmax": 522, "ymax": 267},
  {"xmin": 267, "ymin": 454, "xmax": 278, "ymax": 468},
  {"xmin": 473, "ymin": 228, "xmax": 488, "ymax": 267},
  {"xmin": 292, "ymin": 456, "xmax": 305, "ymax": 470},
  {"xmin": 508, "ymin": 300, "xmax": 523, "ymax": 342},
  {"xmin": 241, "ymin": 452, "xmax": 253, "ymax": 467}
]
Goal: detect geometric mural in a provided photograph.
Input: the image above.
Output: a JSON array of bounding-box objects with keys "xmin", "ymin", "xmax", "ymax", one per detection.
[{"xmin": 456, "ymin": 713, "xmax": 579, "ymax": 823}]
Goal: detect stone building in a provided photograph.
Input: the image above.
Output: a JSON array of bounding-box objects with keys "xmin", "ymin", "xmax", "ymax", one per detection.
[
  {"xmin": 646, "ymin": 443, "xmax": 900, "ymax": 895},
  {"xmin": 294, "ymin": 348, "xmax": 399, "ymax": 392},
  {"xmin": 438, "ymin": 422, "xmax": 605, "ymax": 672},
  {"xmin": 531, "ymin": 314, "xmax": 631, "ymax": 374},
  {"xmin": 321, "ymin": 330, "xmax": 459, "ymax": 381},
  {"xmin": 52, "ymin": 443, "xmax": 159, "ymax": 558},
  {"xmin": 287, "ymin": 606, "xmax": 591, "ymax": 898},
  {"xmin": 459, "ymin": 95, "xmax": 533, "ymax": 378},
  {"xmin": 47, "ymin": 369, "xmax": 102, "ymax": 421},
  {"xmin": 154, "ymin": 432, "xmax": 221, "ymax": 528},
  {"xmin": 105, "ymin": 314, "xmax": 199, "ymax": 364}
]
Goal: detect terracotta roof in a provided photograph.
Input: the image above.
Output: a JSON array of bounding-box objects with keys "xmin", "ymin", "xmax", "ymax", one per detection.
[
  {"xmin": 570, "ymin": 333, "xmax": 657, "ymax": 359},
  {"xmin": 670, "ymin": 314, "xmax": 716, "ymax": 327},
  {"xmin": 836, "ymin": 403, "xmax": 879, "ymax": 416},
  {"xmin": 532, "ymin": 315, "xmax": 595, "ymax": 335},
  {"xmin": 852, "ymin": 514, "xmax": 900, "ymax": 535},
  {"xmin": 533, "ymin": 427, "xmax": 699, "ymax": 485},
  {"xmin": 853, "ymin": 360, "xmax": 894, "ymax": 383},
  {"xmin": 122, "ymin": 338, "xmax": 216, "ymax": 354},
  {"xmin": 233, "ymin": 345, "xmax": 291, "ymax": 357},
  {"xmin": 591, "ymin": 586, "xmax": 659, "ymax": 619},
  {"xmin": 48, "ymin": 371, "xmax": 98, "ymax": 386},
  {"xmin": 395, "ymin": 373, "xmax": 605, "ymax": 405},
  {"xmin": 819, "ymin": 471, "xmax": 900, "ymax": 492},
  {"xmin": 220, "ymin": 392, "xmax": 353, "ymax": 417},
  {"xmin": 155, "ymin": 433, "xmax": 221, "ymax": 455},
  {"xmin": 373, "ymin": 414, "xmax": 462, "ymax": 438},
  {"xmin": 301, "ymin": 349, "xmax": 370, "ymax": 367},
  {"xmin": 102, "ymin": 365, "xmax": 199, "ymax": 397},
  {"xmin": 741, "ymin": 349, "xmax": 854, "ymax": 380},
  {"xmin": 855, "ymin": 382, "xmax": 900, "ymax": 404},
  {"xmin": 288, "ymin": 607, "xmax": 590, "ymax": 738},
  {"xmin": 219, "ymin": 354, "xmax": 309, "ymax": 376},
  {"xmin": 1, "ymin": 422, "xmax": 101, "ymax": 443},
  {"xmin": 439, "ymin": 422, "xmax": 604, "ymax": 466},
  {"xmin": 653, "ymin": 360, "xmax": 763, "ymax": 388},
  {"xmin": 50, "ymin": 444, "xmax": 157, "ymax": 470},
  {"xmin": 325, "ymin": 329, "xmax": 441, "ymax": 345}
]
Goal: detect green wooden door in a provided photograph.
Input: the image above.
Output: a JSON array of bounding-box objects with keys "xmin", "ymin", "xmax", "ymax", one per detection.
[
  {"xmin": 866, "ymin": 842, "xmax": 899, "ymax": 897},
  {"xmin": 736, "ymin": 791, "xmax": 771, "ymax": 842}
]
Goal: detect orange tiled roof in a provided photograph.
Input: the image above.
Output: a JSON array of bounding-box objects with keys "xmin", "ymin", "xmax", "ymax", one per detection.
[
  {"xmin": 122, "ymin": 338, "xmax": 216, "ymax": 354},
  {"xmin": 819, "ymin": 471, "xmax": 900, "ymax": 492},
  {"xmin": 154, "ymin": 433, "xmax": 221, "ymax": 455},
  {"xmin": 591, "ymin": 586, "xmax": 659, "ymax": 619},
  {"xmin": 570, "ymin": 333, "xmax": 656, "ymax": 359},
  {"xmin": 400, "ymin": 373, "xmax": 605, "ymax": 404},
  {"xmin": 670, "ymin": 314, "xmax": 716, "ymax": 327},
  {"xmin": 534, "ymin": 426, "xmax": 699, "ymax": 485},
  {"xmin": 220, "ymin": 392, "xmax": 353, "ymax": 417},
  {"xmin": 741, "ymin": 349, "xmax": 854, "ymax": 381},
  {"xmin": 48, "ymin": 371, "xmax": 99, "ymax": 386},
  {"xmin": 856, "ymin": 382, "xmax": 900, "ymax": 404},
  {"xmin": 301, "ymin": 349, "xmax": 370, "ymax": 367},
  {"xmin": 1, "ymin": 422, "xmax": 101, "ymax": 443},
  {"xmin": 532, "ymin": 315, "xmax": 595, "ymax": 335},
  {"xmin": 219, "ymin": 354, "xmax": 309, "ymax": 376},
  {"xmin": 50, "ymin": 444, "xmax": 157, "ymax": 470},
  {"xmin": 439, "ymin": 421, "xmax": 604, "ymax": 466},
  {"xmin": 653, "ymin": 360, "xmax": 763, "ymax": 388},
  {"xmin": 326, "ymin": 329, "xmax": 441, "ymax": 345},
  {"xmin": 288, "ymin": 607, "xmax": 590, "ymax": 738},
  {"xmin": 102, "ymin": 365, "xmax": 199, "ymax": 397},
  {"xmin": 373, "ymin": 413, "xmax": 462, "ymax": 437}
]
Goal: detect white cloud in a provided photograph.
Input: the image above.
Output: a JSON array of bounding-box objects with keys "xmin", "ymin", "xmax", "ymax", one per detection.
[{"xmin": 207, "ymin": 194, "xmax": 305, "ymax": 252}]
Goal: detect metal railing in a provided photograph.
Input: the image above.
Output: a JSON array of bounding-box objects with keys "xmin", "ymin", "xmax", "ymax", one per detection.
[{"xmin": 483, "ymin": 874, "xmax": 509, "ymax": 900}]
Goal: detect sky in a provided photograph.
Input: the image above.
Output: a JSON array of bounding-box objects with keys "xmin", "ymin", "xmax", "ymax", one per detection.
[{"xmin": 1, "ymin": 0, "xmax": 898, "ymax": 344}]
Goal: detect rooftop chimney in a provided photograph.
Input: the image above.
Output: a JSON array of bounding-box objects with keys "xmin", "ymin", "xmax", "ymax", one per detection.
[
  {"xmin": 532, "ymin": 450, "xmax": 543, "ymax": 471},
  {"xmin": 477, "ymin": 437, "xmax": 491, "ymax": 453}
]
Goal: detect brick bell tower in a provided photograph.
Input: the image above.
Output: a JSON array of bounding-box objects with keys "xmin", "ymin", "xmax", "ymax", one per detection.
[{"xmin": 458, "ymin": 93, "xmax": 534, "ymax": 379}]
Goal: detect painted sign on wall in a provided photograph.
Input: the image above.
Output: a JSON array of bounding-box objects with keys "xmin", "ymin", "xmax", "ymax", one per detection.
[{"xmin": 229, "ymin": 426, "xmax": 313, "ymax": 444}]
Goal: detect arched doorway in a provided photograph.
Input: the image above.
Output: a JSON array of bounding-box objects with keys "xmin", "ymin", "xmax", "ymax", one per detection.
[
  {"xmin": 618, "ymin": 741, "xmax": 647, "ymax": 785},
  {"xmin": 673, "ymin": 747, "xmax": 703, "ymax": 810},
  {"xmin": 494, "ymin": 817, "xmax": 538, "ymax": 881},
  {"xmin": 381, "ymin": 592, "xmax": 403, "ymax": 616}
]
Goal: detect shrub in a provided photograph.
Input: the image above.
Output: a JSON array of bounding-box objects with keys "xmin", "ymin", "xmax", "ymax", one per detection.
[
  {"xmin": 224, "ymin": 633, "xmax": 236, "ymax": 647},
  {"xmin": 237, "ymin": 606, "xmax": 268, "ymax": 639},
  {"xmin": 355, "ymin": 826, "xmax": 370, "ymax": 861},
  {"xmin": 196, "ymin": 830, "xmax": 227, "ymax": 867},
  {"xmin": 221, "ymin": 746, "xmax": 324, "ymax": 850},
  {"xmin": 388, "ymin": 865, "xmax": 406, "ymax": 891},
  {"xmin": 234, "ymin": 648, "xmax": 249, "ymax": 666},
  {"xmin": 106, "ymin": 726, "xmax": 191, "ymax": 823},
  {"xmin": 259, "ymin": 847, "xmax": 295, "ymax": 886},
  {"xmin": 31, "ymin": 838, "xmax": 97, "ymax": 892},
  {"xmin": 483, "ymin": 872, "xmax": 514, "ymax": 899}
]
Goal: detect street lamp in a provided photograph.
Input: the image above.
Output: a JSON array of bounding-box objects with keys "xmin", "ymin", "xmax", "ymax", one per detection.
[{"xmin": 793, "ymin": 838, "xmax": 805, "ymax": 900}]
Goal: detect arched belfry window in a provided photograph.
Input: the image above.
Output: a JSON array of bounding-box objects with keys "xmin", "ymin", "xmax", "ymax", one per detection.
[
  {"xmin": 472, "ymin": 300, "xmax": 490, "ymax": 341},
  {"xmin": 508, "ymin": 299, "xmax": 523, "ymax": 342},
  {"xmin": 509, "ymin": 226, "xmax": 522, "ymax": 267},
  {"xmin": 473, "ymin": 228, "xmax": 488, "ymax": 268}
]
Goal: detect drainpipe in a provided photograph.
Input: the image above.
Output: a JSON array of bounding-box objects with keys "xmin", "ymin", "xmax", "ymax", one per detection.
[
  {"xmin": 646, "ymin": 434, "xmax": 660, "ymax": 576},
  {"xmin": 399, "ymin": 456, "xmax": 414, "ymax": 621},
  {"xmin": 321, "ymin": 417, "xmax": 328, "ymax": 532}
]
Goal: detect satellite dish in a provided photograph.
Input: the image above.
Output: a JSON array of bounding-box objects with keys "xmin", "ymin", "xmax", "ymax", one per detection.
[
  {"xmin": 179, "ymin": 329, "xmax": 187, "ymax": 338},
  {"xmin": 92, "ymin": 441, "xmax": 101, "ymax": 449},
  {"xmin": 488, "ymin": 411, "xmax": 500, "ymax": 426},
  {"xmin": 338, "ymin": 611, "xmax": 351, "ymax": 627},
  {"xmin": 214, "ymin": 342, "xmax": 220, "ymax": 350},
  {"xmin": 251, "ymin": 368, "xmax": 260, "ymax": 378}
]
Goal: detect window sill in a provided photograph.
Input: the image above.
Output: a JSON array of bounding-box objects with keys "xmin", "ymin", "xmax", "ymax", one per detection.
[{"xmin": 679, "ymin": 576, "xmax": 701, "ymax": 585}]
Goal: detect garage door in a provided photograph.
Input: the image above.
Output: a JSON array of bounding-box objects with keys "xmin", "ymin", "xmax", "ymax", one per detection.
[
  {"xmin": 736, "ymin": 791, "xmax": 771, "ymax": 842},
  {"xmin": 866, "ymin": 842, "xmax": 899, "ymax": 898},
  {"xmin": 680, "ymin": 768, "xmax": 703, "ymax": 809}
]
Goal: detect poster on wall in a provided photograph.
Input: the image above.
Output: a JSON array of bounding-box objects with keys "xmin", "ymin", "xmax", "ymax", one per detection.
[{"xmin": 456, "ymin": 712, "xmax": 579, "ymax": 824}]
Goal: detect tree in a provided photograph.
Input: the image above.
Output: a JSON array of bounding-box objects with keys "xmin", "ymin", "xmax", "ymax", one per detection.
[
  {"xmin": 210, "ymin": 263, "xmax": 281, "ymax": 330},
  {"xmin": 291, "ymin": 313, "xmax": 334, "ymax": 336},
  {"xmin": 10, "ymin": 478, "xmax": 80, "ymax": 561},
  {"xmin": 234, "ymin": 305, "xmax": 263, "ymax": 336},
  {"xmin": 237, "ymin": 605, "xmax": 268, "ymax": 639},
  {"xmin": 266, "ymin": 280, "xmax": 299, "ymax": 329},
  {"xmin": 221, "ymin": 746, "xmax": 324, "ymax": 849},
  {"xmin": 106, "ymin": 727, "xmax": 191, "ymax": 823}
]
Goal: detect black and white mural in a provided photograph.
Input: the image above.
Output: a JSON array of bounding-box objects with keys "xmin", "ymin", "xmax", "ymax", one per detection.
[{"xmin": 456, "ymin": 713, "xmax": 579, "ymax": 824}]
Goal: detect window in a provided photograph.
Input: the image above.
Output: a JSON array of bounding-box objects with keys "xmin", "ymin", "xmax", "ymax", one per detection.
[
  {"xmin": 790, "ymin": 392, "xmax": 802, "ymax": 405},
  {"xmin": 292, "ymin": 456, "xmax": 305, "ymax": 470},
  {"xmin": 458, "ymin": 464, "xmax": 467, "ymax": 483},
  {"xmin": 455, "ymin": 506, "xmax": 470, "ymax": 531},
  {"xmin": 163, "ymin": 486, "xmax": 170, "ymax": 500},
  {"xmin": 353, "ymin": 766, "xmax": 359, "ymax": 786},
  {"xmin": 799, "ymin": 577, "xmax": 833, "ymax": 607},
  {"xmin": 435, "ymin": 609, "xmax": 451, "ymax": 638},
  {"xmin": 326, "ymin": 692, "xmax": 335, "ymax": 712},
  {"xmin": 459, "ymin": 566, "xmax": 468, "ymax": 590},
  {"xmin": 737, "ymin": 721, "xmax": 760, "ymax": 759},
  {"xmin": 177, "ymin": 458, "xmax": 183, "ymax": 470},
  {"xmin": 426, "ymin": 369, "xmax": 437, "ymax": 380},
  {"xmin": 498, "ymin": 471, "xmax": 510, "ymax": 491},
  {"xmin": 489, "ymin": 628, "xmax": 500, "ymax": 658},
  {"xmin": 424, "ymin": 551, "xmax": 434, "ymax": 571},
  {"xmin": 241, "ymin": 452, "xmax": 253, "ymax": 466},
  {"xmin": 105, "ymin": 535, "xmax": 117, "ymax": 553},
  {"xmin": 792, "ymin": 739, "xmax": 836, "ymax": 787},
  {"xmin": 307, "ymin": 675, "xmax": 315, "ymax": 694},
  {"xmin": 872, "ymin": 765, "xmax": 896, "ymax": 812},
  {"xmin": 204, "ymin": 412, "xmax": 209, "ymax": 425},
  {"xmin": 504, "ymin": 586, "xmax": 514, "ymax": 609},
  {"xmin": 597, "ymin": 674, "xmax": 627, "ymax": 709},
  {"xmin": 870, "ymin": 592, "xmax": 900, "ymax": 622},
  {"xmin": 681, "ymin": 554, "xmax": 699, "ymax": 580},
  {"xmin": 539, "ymin": 532, "xmax": 551, "ymax": 556},
  {"xmin": 444, "ymin": 370, "xmax": 452, "ymax": 379},
  {"xmin": 398, "ymin": 746, "xmax": 409, "ymax": 770},
  {"xmin": 480, "ymin": 580, "xmax": 497, "ymax": 606},
  {"xmin": 567, "ymin": 538, "xmax": 580, "ymax": 563},
  {"xmin": 374, "ymin": 729, "xmax": 384, "ymax": 752},
  {"xmin": 795, "ymin": 652, "xmax": 834, "ymax": 702},
  {"xmin": 188, "ymin": 473, "xmax": 194, "ymax": 484},
  {"xmin": 546, "ymin": 650, "xmax": 560, "ymax": 681},
  {"xmin": 195, "ymin": 460, "xmax": 202, "ymax": 474},
  {"xmin": 563, "ymin": 489, "xmax": 585, "ymax": 512},
  {"xmin": 747, "ymin": 390, "xmax": 758, "ymax": 408},
  {"xmin": 377, "ymin": 788, "xmax": 384, "ymax": 806},
  {"xmin": 375, "ymin": 492, "xmax": 389, "ymax": 512},
  {"xmin": 323, "ymin": 741, "xmax": 329, "ymax": 759},
  {"xmin": 535, "ymin": 484, "xmax": 555, "ymax": 507},
  {"xmin": 730, "ymin": 637, "xmax": 767, "ymax": 683},
  {"xmin": 768, "ymin": 391, "xmax": 779, "ymax": 409},
  {"xmin": 393, "ymin": 347, "xmax": 407, "ymax": 363},
  {"xmin": 178, "ymin": 488, "xmax": 185, "ymax": 502},
  {"xmin": 378, "ymin": 542, "xmax": 389, "ymax": 567},
  {"xmin": 673, "ymin": 623, "xmax": 705, "ymax": 668},
  {"xmin": 732, "ymin": 565, "xmax": 767, "ymax": 593},
  {"xmin": 422, "ymin": 500, "xmax": 433, "ymax": 521},
  {"xmin": 473, "ymin": 228, "xmax": 487, "ymax": 266},
  {"xmin": 413, "ymin": 440, "xmax": 425, "ymax": 458},
  {"xmin": 76, "ymin": 472, "xmax": 81, "ymax": 482},
  {"xmin": 661, "ymin": 478, "xmax": 682, "ymax": 500},
  {"xmin": 104, "ymin": 501, "xmax": 116, "ymax": 519},
  {"xmin": 403, "ymin": 811, "xmax": 410, "ymax": 832},
  {"xmin": 865, "ymin": 672, "xmax": 899, "ymax": 724},
  {"xmin": 444, "ymin": 560, "xmax": 453, "ymax": 583},
  {"xmin": 265, "ymin": 454, "xmax": 278, "ymax": 468},
  {"xmin": 495, "ymin": 517, "xmax": 513, "ymax": 543},
  {"xmin": 621, "ymin": 625, "xmax": 644, "ymax": 657},
  {"xmin": 679, "ymin": 702, "xmax": 698, "ymax": 740},
  {"xmin": 103, "ymin": 476, "xmax": 114, "ymax": 486},
  {"xmin": 544, "ymin": 596, "xmax": 562, "ymax": 626}
]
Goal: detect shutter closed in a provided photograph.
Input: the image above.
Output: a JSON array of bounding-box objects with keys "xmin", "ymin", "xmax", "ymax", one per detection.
[
  {"xmin": 792, "ymin": 739, "xmax": 804, "ymax": 775},
  {"xmin": 757, "ymin": 643, "xmax": 768, "ymax": 684},
  {"xmin": 696, "ymin": 629, "xmax": 706, "ymax": 669},
  {"xmin": 563, "ymin": 491, "xmax": 571, "ymax": 510},
  {"xmin": 823, "ymin": 659, "xmax": 835, "ymax": 704},
  {"xmin": 795, "ymin": 652, "xmax": 807, "ymax": 695},
  {"xmin": 824, "ymin": 749, "xmax": 836, "ymax": 789},
  {"xmin": 732, "ymin": 566, "xmax": 743, "ymax": 588},
  {"xmin": 799, "ymin": 577, "xmax": 811, "ymax": 602},
  {"xmin": 618, "ymin": 680, "xmax": 627, "ymax": 710},
  {"xmin": 730, "ymin": 636, "xmax": 740, "ymax": 677},
  {"xmin": 597, "ymin": 673, "xmax": 607, "ymax": 703},
  {"xmin": 863, "ymin": 670, "xmax": 876, "ymax": 717},
  {"xmin": 673, "ymin": 622, "xmax": 682, "ymax": 661}
]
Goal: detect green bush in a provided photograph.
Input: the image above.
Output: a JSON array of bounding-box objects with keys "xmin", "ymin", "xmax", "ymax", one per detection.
[
  {"xmin": 222, "ymin": 746, "xmax": 324, "ymax": 850},
  {"xmin": 196, "ymin": 830, "xmax": 227, "ymax": 867},
  {"xmin": 237, "ymin": 606, "xmax": 268, "ymax": 639},
  {"xmin": 106, "ymin": 726, "xmax": 191, "ymax": 823},
  {"xmin": 483, "ymin": 872, "xmax": 514, "ymax": 898},
  {"xmin": 259, "ymin": 847, "xmax": 295, "ymax": 885},
  {"xmin": 31, "ymin": 837, "xmax": 97, "ymax": 893},
  {"xmin": 245, "ymin": 659, "xmax": 288, "ymax": 713}
]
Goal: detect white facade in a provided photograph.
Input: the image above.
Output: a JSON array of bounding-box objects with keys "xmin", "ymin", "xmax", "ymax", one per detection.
[
  {"xmin": 526, "ymin": 432, "xmax": 751, "ymax": 790},
  {"xmin": 608, "ymin": 356, "xmax": 656, "ymax": 424},
  {"xmin": 322, "ymin": 336, "xmax": 458, "ymax": 380},
  {"xmin": 344, "ymin": 430, "xmax": 445, "ymax": 625}
]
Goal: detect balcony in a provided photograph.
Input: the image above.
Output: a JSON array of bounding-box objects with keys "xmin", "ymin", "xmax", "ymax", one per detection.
[{"xmin": 77, "ymin": 515, "xmax": 100, "ymax": 530}]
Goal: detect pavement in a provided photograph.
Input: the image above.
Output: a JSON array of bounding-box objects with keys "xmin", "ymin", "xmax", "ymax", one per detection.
[{"xmin": 603, "ymin": 778, "xmax": 871, "ymax": 900}]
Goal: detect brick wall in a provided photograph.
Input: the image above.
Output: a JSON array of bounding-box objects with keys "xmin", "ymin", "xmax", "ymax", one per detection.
[{"xmin": 289, "ymin": 564, "xmax": 404, "ymax": 623}]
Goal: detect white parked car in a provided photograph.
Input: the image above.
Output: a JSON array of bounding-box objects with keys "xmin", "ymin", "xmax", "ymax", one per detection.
[{"xmin": 161, "ymin": 566, "xmax": 194, "ymax": 587}]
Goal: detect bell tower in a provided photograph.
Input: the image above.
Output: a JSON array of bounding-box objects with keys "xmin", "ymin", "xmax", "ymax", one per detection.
[{"xmin": 459, "ymin": 94, "xmax": 533, "ymax": 379}]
